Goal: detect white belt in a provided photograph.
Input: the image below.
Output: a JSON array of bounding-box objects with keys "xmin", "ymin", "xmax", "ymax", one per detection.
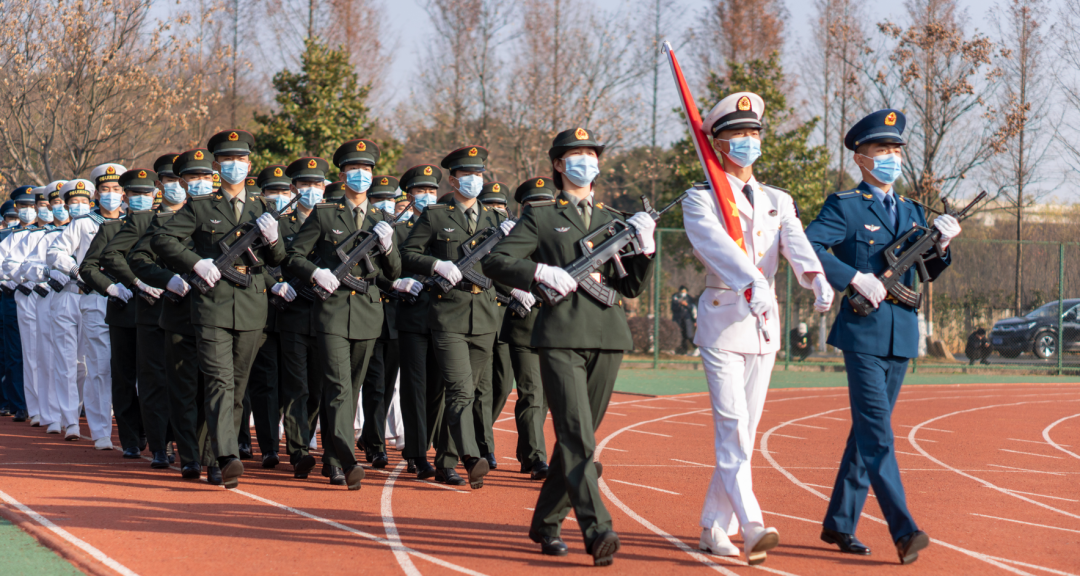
[{"xmin": 705, "ymin": 274, "xmax": 774, "ymax": 291}]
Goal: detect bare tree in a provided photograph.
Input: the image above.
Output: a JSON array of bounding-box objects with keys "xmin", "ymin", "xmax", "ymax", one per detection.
[{"xmin": 690, "ymin": 0, "xmax": 787, "ymax": 84}]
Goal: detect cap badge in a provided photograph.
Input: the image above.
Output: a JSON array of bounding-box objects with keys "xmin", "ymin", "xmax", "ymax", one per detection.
[
  {"xmin": 356, "ymin": 141, "xmax": 366, "ymax": 151},
  {"xmin": 246, "ymin": 178, "xmax": 255, "ymax": 185},
  {"xmin": 307, "ymin": 159, "xmax": 317, "ymax": 169},
  {"xmin": 536, "ymin": 178, "xmax": 544, "ymax": 187},
  {"xmin": 423, "ymin": 166, "xmax": 433, "ymax": 176},
  {"xmin": 138, "ymin": 170, "xmax": 147, "ymax": 179},
  {"xmin": 273, "ymin": 167, "xmax": 283, "ymax": 177},
  {"xmin": 380, "ymin": 177, "xmax": 389, "ymax": 186},
  {"xmin": 213, "ymin": 173, "xmax": 220, "ymax": 182},
  {"xmin": 885, "ymin": 112, "xmax": 897, "ymax": 126},
  {"xmin": 55, "ymin": 182, "xmax": 63, "ymax": 190},
  {"xmin": 106, "ymin": 165, "xmax": 116, "ymax": 175},
  {"xmin": 492, "ymin": 183, "xmax": 501, "ymax": 193},
  {"xmin": 467, "ymin": 147, "xmax": 478, "ymax": 157},
  {"xmin": 194, "ymin": 150, "xmax": 204, "ymax": 161},
  {"xmin": 737, "ymin": 96, "xmax": 752, "ymax": 111},
  {"xmin": 574, "ymin": 128, "xmax": 589, "ymax": 140},
  {"xmin": 76, "ymin": 181, "xmax": 85, "ymax": 190},
  {"xmin": 228, "ymin": 132, "xmax": 239, "ymax": 141}
]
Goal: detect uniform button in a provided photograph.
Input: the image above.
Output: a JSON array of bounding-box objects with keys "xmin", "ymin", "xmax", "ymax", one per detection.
[
  {"xmin": 351, "ymin": 291, "xmax": 356, "ymax": 295},
  {"xmin": 757, "ymin": 252, "xmax": 764, "ymax": 257},
  {"xmin": 869, "ymin": 240, "xmax": 875, "ymax": 245},
  {"xmin": 713, "ymin": 300, "xmax": 719, "ymax": 306},
  {"xmin": 437, "ymin": 295, "xmax": 442, "ymax": 299},
  {"xmin": 756, "ymin": 231, "xmax": 762, "ymax": 236}
]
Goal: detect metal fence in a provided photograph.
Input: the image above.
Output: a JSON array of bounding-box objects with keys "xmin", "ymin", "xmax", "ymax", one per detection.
[{"xmin": 623, "ymin": 230, "xmax": 1080, "ymax": 376}]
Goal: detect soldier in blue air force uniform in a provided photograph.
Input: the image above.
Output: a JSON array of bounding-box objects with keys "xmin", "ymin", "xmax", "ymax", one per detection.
[{"xmin": 804, "ymin": 109, "xmax": 962, "ymax": 566}]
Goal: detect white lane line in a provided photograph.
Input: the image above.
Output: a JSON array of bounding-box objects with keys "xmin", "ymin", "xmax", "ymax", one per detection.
[
  {"xmin": 381, "ymin": 462, "xmax": 420, "ymax": 576},
  {"xmin": 608, "ymin": 392, "xmax": 709, "ymax": 406},
  {"xmin": 606, "ymin": 413, "xmax": 627, "ymax": 417},
  {"xmin": 763, "ymin": 510, "xmax": 818, "ymax": 523},
  {"xmin": 635, "ymin": 405, "xmax": 669, "ymax": 410},
  {"xmin": 409, "ymin": 479, "xmax": 470, "ymax": 492},
  {"xmin": 767, "ymin": 434, "xmax": 806, "ymax": 440},
  {"xmin": 0, "ymin": 488, "xmax": 140, "ymax": 576},
  {"xmin": 897, "ymin": 425, "xmax": 952, "ymax": 433},
  {"xmin": 787, "ymin": 423, "xmax": 827, "ymax": 430},
  {"xmin": 817, "ymin": 416, "xmax": 847, "ymax": 421},
  {"xmin": 661, "ymin": 398, "xmax": 698, "ymax": 404},
  {"xmin": 1010, "ymin": 438, "xmax": 1070, "ymax": 447},
  {"xmin": 665, "ymin": 421, "xmax": 706, "ymax": 427},
  {"xmin": 760, "ymin": 407, "xmax": 1043, "ymax": 576},
  {"xmin": 492, "ymin": 427, "xmax": 517, "ymax": 434},
  {"xmin": 501, "ymin": 457, "xmax": 517, "ymax": 461},
  {"xmin": 803, "ymin": 482, "xmax": 876, "ymax": 497},
  {"xmin": 895, "ymin": 451, "xmax": 925, "ymax": 457},
  {"xmin": 495, "ymin": 416, "xmax": 514, "ymax": 423},
  {"xmin": 970, "ymin": 513, "xmax": 1080, "ymax": 534},
  {"xmin": 988, "ymin": 464, "xmax": 1066, "ymax": 476},
  {"xmin": 671, "ymin": 459, "xmax": 712, "ymax": 468},
  {"xmin": 608, "ymin": 479, "xmax": 680, "ymax": 495},
  {"xmin": 985, "ymin": 557, "xmax": 1080, "ymax": 576},
  {"xmin": 602, "ymin": 447, "xmax": 627, "ymax": 452},
  {"xmin": 524, "ymin": 507, "xmax": 577, "ymax": 522},
  {"xmin": 999, "ymin": 449, "xmax": 1063, "ymax": 459},
  {"xmin": 628, "ymin": 429, "xmax": 672, "ymax": 438},
  {"xmin": 1043, "ymin": 414, "xmax": 1080, "ymax": 460},
  {"xmin": 994, "ymin": 488, "xmax": 1079, "ymax": 503}
]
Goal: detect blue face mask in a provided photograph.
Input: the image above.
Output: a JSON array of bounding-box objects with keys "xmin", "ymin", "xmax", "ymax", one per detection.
[
  {"xmin": 298, "ymin": 187, "xmax": 323, "ymax": 209},
  {"xmin": 128, "ymin": 194, "xmax": 153, "ymax": 211},
  {"xmin": 412, "ymin": 192, "xmax": 436, "ymax": 211},
  {"xmin": 218, "ymin": 160, "xmax": 249, "ymax": 185},
  {"xmin": 562, "ymin": 155, "xmax": 600, "ymax": 187},
  {"xmin": 162, "ymin": 181, "xmax": 185, "ymax": 205},
  {"xmin": 863, "ymin": 153, "xmax": 902, "ymax": 184},
  {"xmin": 38, "ymin": 208, "xmax": 54, "ymax": 223},
  {"xmin": 266, "ymin": 193, "xmax": 291, "ymax": 213},
  {"xmin": 374, "ymin": 200, "xmax": 395, "ymax": 213},
  {"xmin": 99, "ymin": 192, "xmax": 123, "ymax": 212},
  {"xmin": 719, "ymin": 136, "xmax": 761, "ymax": 168},
  {"xmin": 18, "ymin": 207, "xmax": 35, "ymax": 223},
  {"xmin": 53, "ymin": 206, "xmax": 69, "ymax": 222},
  {"xmin": 456, "ymin": 174, "xmax": 483, "ymax": 199},
  {"xmin": 186, "ymin": 179, "xmax": 213, "ymax": 197},
  {"xmin": 69, "ymin": 203, "xmax": 90, "ymax": 218},
  {"xmin": 345, "ymin": 169, "xmax": 372, "ymax": 193},
  {"xmin": 397, "ymin": 210, "xmax": 413, "ymax": 222}
]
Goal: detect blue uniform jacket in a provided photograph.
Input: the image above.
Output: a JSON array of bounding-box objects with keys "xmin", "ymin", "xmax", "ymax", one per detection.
[{"xmin": 805, "ymin": 182, "xmax": 951, "ymax": 358}]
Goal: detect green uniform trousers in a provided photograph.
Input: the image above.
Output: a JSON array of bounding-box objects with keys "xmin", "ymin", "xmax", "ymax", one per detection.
[
  {"xmin": 511, "ymin": 344, "xmax": 547, "ymax": 467},
  {"xmin": 109, "ymin": 325, "xmax": 142, "ymax": 451},
  {"xmin": 247, "ymin": 332, "xmax": 281, "ymax": 456},
  {"xmin": 317, "ymin": 333, "xmax": 375, "ymax": 470},
  {"xmin": 194, "ymin": 325, "xmax": 261, "ymax": 462},
  {"xmin": 239, "ymin": 393, "xmax": 252, "ymax": 447},
  {"xmin": 430, "ymin": 330, "xmax": 494, "ymax": 469},
  {"xmin": 166, "ymin": 330, "xmax": 212, "ymax": 466},
  {"xmin": 531, "ymin": 348, "xmax": 621, "ymax": 548},
  {"xmin": 361, "ymin": 337, "xmax": 399, "ymax": 453},
  {"xmin": 475, "ymin": 339, "xmax": 513, "ymax": 456},
  {"xmin": 279, "ymin": 330, "xmax": 321, "ymax": 460},
  {"xmin": 398, "ymin": 330, "xmax": 444, "ymax": 461},
  {"xmin": 136, "ymin": 323, "xmax": 170, "ymax": 453}
]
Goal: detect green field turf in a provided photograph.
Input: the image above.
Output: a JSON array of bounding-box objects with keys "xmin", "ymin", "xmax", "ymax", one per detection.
[{"xmin": 0, "ymin": 518, "xmax": 82, "ymax": 576}]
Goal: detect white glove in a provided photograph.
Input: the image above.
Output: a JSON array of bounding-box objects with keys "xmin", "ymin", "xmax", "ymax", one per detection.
[
  {"xmin": 934, "ymin": 214, "xmax": 961, "ymax": 250},
  {"xmin": 51, "ymin": 254, "xmax": 77, "ymax": 276},
  {"xmin": 511, "ymin": 288, "xmax": 536, "ymax": 308},
  {"xmin": 627, "ymin": 212, "xmax": 657, "ymax": 256},
  {"xmin": 850, "ymin": 271, "xmax": 886, "ymax": 308},
  {"xmin": 433, "ymin": 260, "xmax": 462, "ymax": 284},
  {"xmin": 166, "ymin": 274, "xmax": 190, "ymax": 296},
  {"xmin": 747, "ymin": 277, "xmax": 775, "ymax": 318},
  {"xmin": 106, "ymin": 283, "xmax": 132, "ymax": 302},
  {"xmin": 312, "ymin": 268, "xmax": 340, "ymax": 293},
  {"xmin": 49, "ymin": 269, "xmax": 69, "ymax": 285},
  {"xmin": 534, "ymin": 263, "xmax": 578, "ymax": 296},
  {"xmin": 393, "ymin": 278, "xmax": 422, "ymax": 295},
  {"xmin": 499, "ymin": 220, "xmax": 516, "ymax": 236},
  {"xmin": 193, "ymin": 258, "xmax": 220, "ymax": 287},
  {"xmin": 27, "ymin": 263, "xmax": 47, "ymax": 283},
  {"xmin": 135, "ymin": 279, "xmax": 163, "ymax": 299},
  {"xmin": 811, "ymin": 274, "xmax": 834, "ymax": 313},
  {"xmin": 256, "ymin": 212, "xmax": 279, "ymax": 244},
  {"xmin": 271, "ymin": 281, "xmax": 296, "ymax": 302},
  {"xmin": 373, "ymin": 221, "xmax": 394, "ymax": 252}
]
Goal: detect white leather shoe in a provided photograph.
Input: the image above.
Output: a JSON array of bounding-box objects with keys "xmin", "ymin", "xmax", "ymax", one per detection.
[
  {"xmin": 699, "ymin": 527, "xmax": 740, "ymax": 557},
  {"xmin": 64, "ymin": 425, "xmax": 81, "ymax": 441},
  {"xmin": 743, "ymin": 524, "xmax": 779, "ymax": 566},
  {"xmin": 308, "ymin": 434, "xmax": 317, "ymax": 450},
  {"xmin": 94, "ymin": 438, "xmax": 114, "ymax": 450},
  {"xmin": 30, "ymin": 415, "xmax": 41, "ymax": 427},
  {"xmin": 46, "ymin": 423, "xmax": 61, "ymax": 434}
]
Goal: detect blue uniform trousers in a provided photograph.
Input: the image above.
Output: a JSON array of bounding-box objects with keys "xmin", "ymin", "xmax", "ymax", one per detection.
[
  {"xmin": 823, "ymin": 351, "xmax": 918, "ymax": 542},
  {"xmin": 1, "ymin": 294, "xmax": 25, "ymax": 413}
]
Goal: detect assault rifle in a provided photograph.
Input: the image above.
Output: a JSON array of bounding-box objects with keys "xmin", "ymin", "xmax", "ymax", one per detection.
[
  {"xmin": 425, "ymin": 217, "xmax": 517, "ymax": 294},
  {"xmin": 507, "ymin": 292, "xmax": 531, "ymax": 318},
  {"xmin": 48, "ymin": 266, "xmax": 91, "ymax": 295},
  {"xmin": 537, "ymin": 193, "xmax": 687, "ymax": 307},
  {"xmin": 313, "ymin": 199, "xmax": 415, "ymax": 301},
  {"xmin": 849, "ymin": 191, "xmax": 987, "ymax": 317}
]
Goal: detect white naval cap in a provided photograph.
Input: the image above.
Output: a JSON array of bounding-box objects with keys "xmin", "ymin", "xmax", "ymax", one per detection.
[
  {"xmin": 90, "ymin": 163, "xmax": 126, "ymax": 187},
  {"xmin": 60, "ymin": 179, "xmax": 95, "ymax": 200},
  {"xmin": 702, "ymin": 92, "xmax": 765, "ymax": 138}
]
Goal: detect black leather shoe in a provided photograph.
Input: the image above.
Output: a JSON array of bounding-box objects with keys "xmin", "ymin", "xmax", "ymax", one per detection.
[
  {"xmin": 406, "ymin": 459, "xmax": 417, "ymax": 474},
  {"xmin": 0, "ymin": 408, "xmax": 11, "ymax": 416},
  {"xmin": 588, "ymin": 531, "xmax": 621, "ymax": 566},
  {"xmin": 529, "ymin": 529, "xmax": 569, "ymax": 556},
  {"xmin": 122, "ymin": 446, "xmax": 142, "ymax": 459},
  {"xmin": 364, "ymin": 449, "xmax": 375, "ymax": 464},
  {"xmin": 292, "ymin": 454, "xmax": 316, "ymax": 479},
  {"xmin": 344, "ymin": 465, "xmax": 365, "ymax": 490},
  {"xmin": 485, "ymin": 453, "xmax": 497, "ymax": 470},
  {"xmin": 168, "ymin": 454, "xmax": 176, "ymax": 464},
  {"xmin": 262, "ymin": 452, "xmax": 280, "ymax": 469},
  {"xmin": 12, "ymin": 410, "xmax": 27, "ymax": 422},
  {"xmin": 464, "ymin": 457, "xmax": 489, "ymax": 489},
  {"xmin": 238, "ymin": 443, "xmax": 253, "ymax": 460},
  {"xmin": 372, "ymin": 452, "xmax": 388, "ymax": 469},
  {"xmin": 151, "ymin": 450, "xmax": 169, "ymax": 469},
  {"xmin": 595, "ymin": 461, "xmax": 603, "ymax": 478},
  {"xmin": 519, "ymin": 462, "xmax": 531, "ymax": 474},
  {"xmin": 181, "ymin": 462, "xmax": 201, "ymax": 479},
  {"xmin": 895, "ymin": 530, "xmax": 930, "ymax": 565},
  {"xmin": 435, "ymin": 468, "xmax": 465, "ymax": 486},
  {"xmin": 139, "ymin": 436, "xmax": 147, "ymax": 452},
  {"xmin": 530, "ymin": 461, "xmax": 549, "ymax": 481},
  {"xmin": 329, "ymin": 466, "xmax": 346, "ymax": 486},
  {"xmin": 355, "ymin": 437, "xmax": 366, "ymax": 453},
  {"xmin": 415, "ymin": 459, "xmax": 436, "ymax": 480},
  {"xmin": 821, "ymin": 528, "xmax": 871, "ymax": 555},
  {"xmin": 220, "ymin": 458, "xmax": 244, "ymax": 489},
  {"xmin": 207, "ymin": 466, "xmax": 223, "ymax": 485}
]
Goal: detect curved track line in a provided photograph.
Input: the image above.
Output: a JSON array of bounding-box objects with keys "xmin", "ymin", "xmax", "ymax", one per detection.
[
  {"xmin": 759, "ymin": 406, "xmax": 1040, "ymax": 576},
  {"xmin": 1043, "ymin": 414, "xmax": 1080, "ymax": 460},
  {"xmin": 908, "ymin": 400, "xmax": 1080, "ymax": 521},
  {"xmin": 382, "ymin": 462, "xmax": 420, "ymax": 576}
]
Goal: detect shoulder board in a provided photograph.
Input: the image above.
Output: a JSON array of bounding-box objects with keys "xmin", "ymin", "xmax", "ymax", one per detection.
[
  {"xmin": 101, "ymin": 218, "xmax": 124, "ymax": 227},
  {"xmin": 692, "ymin": 181, "xmax": 710, "ymax": 190},
  {"xmin": 834, "ymin": 190, "xmax": 861, "ymax": 199},
  {"xmin": 425, "ymin": 204, "xmax": 447, "ymax": 211},
  {"xmin": 44, "ymin": 227, "xmax": 63, "ymax": 234},
  {"xmin": 154, "ymin": 211, "xmax": 175, "ymax": 219},
  {"xmin": 190, "ymin": 194, "xmax": 212, "ymax": 202},
  {"xmin": 130, "ymin": 209, "xmax": 153, "ymax": 215},
  {"xmin": 314, "ymin": 202, "xmax": 337, "ymax": 210},
  {"xmin": 529, "ymin": 199, "xmax": 556, "ymax": 208},
  {"xmin": 72, "ymin": 212, "xmax": 106, "ymax": 225}
]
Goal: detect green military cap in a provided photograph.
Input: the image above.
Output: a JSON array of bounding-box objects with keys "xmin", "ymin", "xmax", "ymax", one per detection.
[
  {"xmin": 118, "ymin": 168, "xmax": 158, "ymax": 193},
  {"xmin": 207, "ymin": 129, "xmax": 255, "ymax": 156},
  {"xmin": 549, "ymin": 127, "xmax": 606, "ymax": 159},
  {"xmin": 245, "ymin": 175, "xmax": 261, "ymax": 195},
  {"xmin": 333, "ymin": 138, "xmax": 380, "ymax": 169},
  {"xmin": 325, "ymin": 181, "xmax": 346, "ymax": 200},
  {"xmin": 212, "ymin": 171, "xmax": 221, "ymax": 190},
  {"xmin": 154, "ymin": 153, "xmax": 180, "ymax": 179},
  {"xmin": 393, "ymin": 190, "xmax": 408, "ymax": 203},
  {"xmin": 478, "ymin": 181, "xmax": 508, "ymax": 205},
  {"xmin": 399, "ymin": 164, "xmax": 443, "ymax": 190},
  {"xmin": 286, "ymin": 157, "xmax": 330, "ymax": 181},
  {"xmin": 514, "ymin": 176, "xmax": 556, "ymax": 204},
  {"xmin": 173, "ymin": 149, "xmax": 214, "ymax": 176},
  {"xmin": 441, "ymin": 145, "xmax": 488, "ymax": 172},
  {"xmin": 369, "ymin": 175, "xmax": 399, "ymax": 200},
  {"xmin": 153, "ymin": 189, "xmax": 163, "ymax": 208},
  {"xmin": 257, "ymin": 165, "xmax": 291, "ymax": 190}
]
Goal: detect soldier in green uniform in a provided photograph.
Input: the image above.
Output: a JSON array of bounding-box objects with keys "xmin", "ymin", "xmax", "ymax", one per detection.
[
  {"xmin": 151, "ymin": 130, "xmax": 286, "ymax": 489},
  {"xmin": 401, "ymin": 146, "xmax": 513, "ymax": 489},
  {"xmin": 482, "ymin": 128, "xmax": 656, "ymax": 565},
  {"xmin": 99, "ymin": 168, "xmax": 173, "ymax": 467},
  {"xmin": 283, "ymin": 142, "xmax": 400, "ymax": 490},
  {"xmin": 237, "ymin": 170, "xmax": 266, "ymax": 461},
  {"xmin": 393, "ymin": 165, "xmax": 443, "ymax": 479},
  {"xmin": 325, "ymin": 181, "xmax": 346, "ymax": 200}
]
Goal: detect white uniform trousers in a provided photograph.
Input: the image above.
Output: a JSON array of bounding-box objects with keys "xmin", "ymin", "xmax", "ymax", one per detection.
[
  {"xmin": 354, "ymin": 371, "xmax": 404, "ymax": 441},
  {"xmin": 699, "ymin": 346, "xmax": 775, "ymax": 534},
  {"xmin": 52, "ymin": 289, "xmax": 84, "ymax": 431},
  {"xmin": 35, "ymin": 291, "xmax": 60, "ymax": 427},
  {"xmin": 14, "ymin": 292, "xmax": 40, "ymax": 420},
  {"xmin": 79, "ymin": 293, "xmax": 112, "ymax": 441}
]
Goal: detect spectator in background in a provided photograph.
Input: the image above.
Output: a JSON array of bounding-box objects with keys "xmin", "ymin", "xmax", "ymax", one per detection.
[
  {"xmin": 671, "ymin": 286, "xmax": 695, "ymax": 354},
  {"xmin": 965, "ymin": 328, "xmax": 992, "ymax": 365},
  {"xmin": 790, "ymin": 322, "xmax": 812, "ymax": 361}
]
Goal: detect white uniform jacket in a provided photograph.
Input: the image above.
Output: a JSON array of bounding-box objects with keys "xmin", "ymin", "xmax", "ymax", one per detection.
[
  {"xmin": 1, "ymin": 227, "xmax": 39, "ymax": 288},
  {"xmin": 682, "ymin": 174, "xmax": 824, "ymax": 355},
  {"xmin": 47, "ymin": 213, "xmax": 103, "ymax": 278}
]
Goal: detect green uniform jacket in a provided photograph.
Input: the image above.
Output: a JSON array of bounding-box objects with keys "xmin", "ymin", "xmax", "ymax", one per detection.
[
  {"xmin": 129, "ymin": 211, "xmax": 195, "ymax": 336},
  {"xmin": 283, "ymin": 200, "xmax": 401, "ymax": 340},
  {"xmin": 392, "ymin": 214, "xmax": 433, "ymax": 335},
  {"xmin": 400, "ymin": 197, "xmax": 505, "ymax": 336},
  {"xmin": 481, "ymin": 194, "xmax": 653, "ymax": 351},
  {"xmin": 276, "ymin": 211, "xmax": 317, "ymax": 336},
  {"xmin": 81, "ymin": 217, "xmax": 138, "ymax": 328},
  {"xmin": 150, "ymin": 192, "xmax": 286, "ymax": 331},
  {"xmin": 101, "ymin": 209, "xmax": 163, "ymax": 327},
  {"xmin": 500, "ymin": 304, "xmax": 541, "ymax": 346}
]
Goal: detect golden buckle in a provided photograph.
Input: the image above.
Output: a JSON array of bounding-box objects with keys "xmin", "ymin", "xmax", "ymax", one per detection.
[
  {"xmin": 234, "ymin": 265, "xmax": 248, "ymax": 274},
  {"xmin": 471, "ymin": 284, "xmax": 482, "ymax": 294}
]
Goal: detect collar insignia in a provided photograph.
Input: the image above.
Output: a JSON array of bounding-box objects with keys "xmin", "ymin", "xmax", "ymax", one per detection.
[{"xmin": 558, "ymin": 199, "xmax": 568, "ymax": 206}]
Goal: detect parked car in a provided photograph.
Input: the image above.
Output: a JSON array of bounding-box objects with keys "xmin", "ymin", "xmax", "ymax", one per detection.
[{"xmin": 989, "ymin": 299, "xmax": 1080, "ymax": 359}]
